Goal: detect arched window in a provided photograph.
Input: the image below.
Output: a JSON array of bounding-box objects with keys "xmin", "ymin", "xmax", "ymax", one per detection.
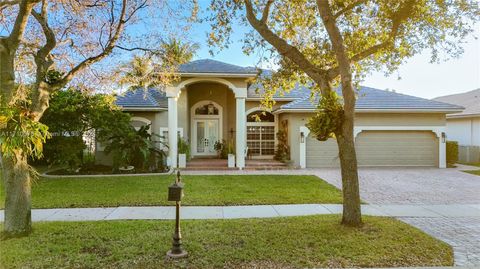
[
  {"xmin": 130, "ymin": 117, "xmax": 151, "ymax": 133},
  {"xmin": 247, "ymin": 111, "xmax": 274, "ymax": 122},
  {"xmin": 195, "ymin": 103, "xmax": 219, "ymax": 115}
]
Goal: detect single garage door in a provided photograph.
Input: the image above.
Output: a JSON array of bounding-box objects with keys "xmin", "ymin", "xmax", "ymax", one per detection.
[{"xmin": 306, "ymin": 131, "xmax": 438, "ymax": 167}]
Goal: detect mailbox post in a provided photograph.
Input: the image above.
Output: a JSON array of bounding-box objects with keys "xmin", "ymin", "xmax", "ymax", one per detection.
[{"xmin": 166, "ymin": 170, "xmax": 187, "ymax": 258}]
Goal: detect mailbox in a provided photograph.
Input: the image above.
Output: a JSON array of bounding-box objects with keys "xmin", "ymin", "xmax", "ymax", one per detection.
[{"xmin": 168, "ymin": 182, "xmax": 184, "ymax": 201}]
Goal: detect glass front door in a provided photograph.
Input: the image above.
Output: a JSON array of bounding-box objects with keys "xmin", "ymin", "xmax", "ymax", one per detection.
[{"xmin": 194, "ymin": 119, "xmax": 219, "ymax": 155}]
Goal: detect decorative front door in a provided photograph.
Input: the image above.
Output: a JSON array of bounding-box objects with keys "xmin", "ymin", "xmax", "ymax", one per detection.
[{"xmin": 193, "ymin": 119, "xmax": 219, "ymax": 155}]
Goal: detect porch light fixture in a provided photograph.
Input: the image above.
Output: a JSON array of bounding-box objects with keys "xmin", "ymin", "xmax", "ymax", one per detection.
[
  {"xmin": 300, "ymin": 132, "xmax": 305, "ymax": 143},
  {"xmin": 441, "ymin": 132, "xmax": 446, "ymax": 143}
]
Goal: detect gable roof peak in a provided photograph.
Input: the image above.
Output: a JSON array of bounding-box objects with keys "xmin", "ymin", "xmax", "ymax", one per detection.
[{"xmin": 179, "ymin": 59, "xmax": 258, "ymax": 75}]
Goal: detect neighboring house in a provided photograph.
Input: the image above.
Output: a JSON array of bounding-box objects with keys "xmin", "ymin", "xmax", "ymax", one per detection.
[
  {"xmin": 434, "ymin": 89, "xmax": 480, "ymax": 163},
  {"xmin": 98, "ymin": 59, "xmax": 463, "ymax": 169}
]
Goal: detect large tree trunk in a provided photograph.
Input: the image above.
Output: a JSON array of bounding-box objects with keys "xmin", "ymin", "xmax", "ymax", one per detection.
[
  {"xmin": 316, "ymin": 0, "xmax": 362, "ymax": 226},
  {"xmin": 336, "ymin": 115, "xmax": 362, "ymax": 226},
  {"xmin": 2, "ymin": 150, "xmax": 32, "ymax": 236}
]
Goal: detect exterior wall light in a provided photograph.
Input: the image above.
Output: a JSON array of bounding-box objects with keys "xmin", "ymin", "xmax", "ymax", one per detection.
[
  {"xmin": 441, "ymin": 132, "xmax": 446, "ymax": 143},
  {"xmin": 300, "ymin": 132, "xmax": 305, "ymax": 143}
]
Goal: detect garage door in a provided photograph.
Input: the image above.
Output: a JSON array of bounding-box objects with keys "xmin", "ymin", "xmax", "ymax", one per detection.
[{"xmin": 306, "ymin": 131, "xmax": 438, "ymax": 167}]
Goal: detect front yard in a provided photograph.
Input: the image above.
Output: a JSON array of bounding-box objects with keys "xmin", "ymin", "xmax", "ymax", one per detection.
[
  {"xmin": 465, "ymin": 170, "xmax": 480, "ymax": 176},
  {"xmin": 460, "ymin": 162, "xmax": 480, "ymax": 176},
  {"xmin": 0, "ymin": 174, "xmax": 343, "ymax": 208},
  {"xmin": 0, "ymin": 215, "xmax": 452, "ymax": 268}
]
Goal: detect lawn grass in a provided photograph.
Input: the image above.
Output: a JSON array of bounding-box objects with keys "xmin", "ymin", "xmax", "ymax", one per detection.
[
  {"xmin": 464, "ymin": 170, "xmax": 480, "ymax": 176},
  {"xmin": 0, "ymin": 215, "xmax": 452, "ymax": 268},
  {"xmin": 0, "ymin": 174, "xmax": 343, "ymax": 209}
]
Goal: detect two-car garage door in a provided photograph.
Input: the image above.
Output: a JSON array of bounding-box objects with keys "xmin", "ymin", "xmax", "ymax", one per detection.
[{"xmin": 306, "ymin": 131, "xmax": 438, "ymax": 167}]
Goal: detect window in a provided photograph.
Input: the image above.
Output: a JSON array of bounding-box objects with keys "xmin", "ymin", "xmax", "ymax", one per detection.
[
  {"xmin": 195, "ymin": 103, "xmax": 219, "ymax": 115},
  {"xmin": 130, "ymin": 117, "xmax": 151, "ymax": 132},
  {"xmin": 159, "ymin": 128, "xmax": 184, "ymax": 149},
  {"xmin": 247, "ymin": 111, "xmax": 274, "ymax": 122},
  {"xmin": 246, "ymin": 111, "xmax": 276, "ymax": 157},
  {"xmin": 247, "ymin": 126, "xmax": 275, "ymax": 156}
]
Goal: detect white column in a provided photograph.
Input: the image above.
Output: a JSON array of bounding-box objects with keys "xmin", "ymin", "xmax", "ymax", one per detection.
[
  {"xmin": 299, "ymin": 126, "xmax": 311, "ymax": 168},
  {"xmin": 168, "ymin": 95, "xmax": 178, "ymax": 168},
  {"xmin": 236, "ymin": 97, "xmax": 246, "ymax": 169},
  {"xmin": 439, "ymin": 131, "xmax": 446, "ymax": 168}
]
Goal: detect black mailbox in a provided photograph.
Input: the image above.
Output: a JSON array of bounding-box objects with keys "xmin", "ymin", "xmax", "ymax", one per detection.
[{"xmin": 168, "ymin": 182, "xmax": 184, "ymax": 201}]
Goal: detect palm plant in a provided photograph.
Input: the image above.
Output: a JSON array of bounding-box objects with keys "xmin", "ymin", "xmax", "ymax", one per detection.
[{"xmin": 117, "ymin": 38, "xmax": 198, "ymax": 91}]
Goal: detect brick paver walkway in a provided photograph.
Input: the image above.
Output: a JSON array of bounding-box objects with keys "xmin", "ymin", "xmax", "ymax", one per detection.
[{"xmin": 400, "ymin": 217, "xmax": 480, "ymax": 267}]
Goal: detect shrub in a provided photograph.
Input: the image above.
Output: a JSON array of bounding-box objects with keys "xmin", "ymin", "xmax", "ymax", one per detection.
[
  {"xmin": 214, "ymin": 139, "xmax": 234, "ymax": 159},
  {"xmin": 178, "ymin": 136, "xmax": 191, "ymax": 160},
  {"xmin": 446, "ymin": 140, "xmax": 459, "ymax": 164},
  {"xmin": 274, "ymin": 129, "xmax": 290, "ymax": 162},
  {"xmin": 43, "ymin": 136, "xmax": 86, "ymax": 171}
]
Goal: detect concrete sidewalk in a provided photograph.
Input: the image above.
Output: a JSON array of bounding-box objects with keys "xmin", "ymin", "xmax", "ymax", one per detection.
[{"xmin": 1, "ymin": 204, "xmax": 480, "ymax": 222}]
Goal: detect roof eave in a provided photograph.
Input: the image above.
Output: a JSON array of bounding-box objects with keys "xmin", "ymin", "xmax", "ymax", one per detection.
[
  {"xmin": 246, "ymin": 97, "xmax": 299, "ymax": 101},
  {"xmin": 446, "ymin": 113, "xmax": 480, "ymax": 119},
  {"xmin": 179, "ymin": 72, "xmax": 257, "ymax": 78},
  {"xmin": 121, "ymin": 107, "xmax": 166, "ymax": 112},
  {"xmin": 273, "ymin": 108, "xmax": 464, "ymax": 114}
]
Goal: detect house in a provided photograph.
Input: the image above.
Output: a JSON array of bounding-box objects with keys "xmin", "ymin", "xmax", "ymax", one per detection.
[
  {"xmin": 434, "ymin": 89, "xmax": 480, "ymax": 163},
  {"xmin": 102, "ymin": 59, "xmax": 463, "ymax": 169}
]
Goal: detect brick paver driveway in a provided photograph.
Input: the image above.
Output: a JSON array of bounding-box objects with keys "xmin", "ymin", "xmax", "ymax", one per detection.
[
  {"xmin": 310, "ymin": 166, "xmax": 480, "ymax": 204},
  {"xmin": 311, "ymin": 166, "xmax": 480, "ymax": 266}
]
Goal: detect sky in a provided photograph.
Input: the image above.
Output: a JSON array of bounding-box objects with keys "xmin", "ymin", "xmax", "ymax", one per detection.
[{"xmin": 177, "ymin": 3, "xmax": 480, "ymax": 100}]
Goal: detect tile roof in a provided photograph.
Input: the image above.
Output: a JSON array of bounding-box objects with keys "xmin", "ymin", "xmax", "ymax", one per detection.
[
  {"xmin": 115, "ymin": 59, "xmax": 463, "ymax": 113},
  {"xmin": 433, "ymin": 88, "xmax": 480, "ymax": 117},
  {"xmin": 247, "ymin": 70, "xmax": 312, "ymax": 99},
  {"xmin": 277, "ymin": 86, "xmax": 464, "ymax": 111},
  {"xmin": 115, "ymin": 87, "xmax": 167, "ymax": 109},
  {"xmin": 179, "ymin": 59, "xmax": 258, "ymax": 74}
]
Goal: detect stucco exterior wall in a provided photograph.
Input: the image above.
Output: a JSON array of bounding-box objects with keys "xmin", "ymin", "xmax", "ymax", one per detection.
[
  {"xmin": 95, "ymin": 111, "xmax": 166, "ymax": 165},
  {"xmin": 446, "ymin": 117, "xmax": 480, "ymax": 146},
  {"xmin": 285, "ymin": 112, "xmax": 447, "ymax": 167},
  {"xmin": 176, "ymin": 76, "xmax": 250, "ymax": 90},
  {"xmin": 355, "ymin": 113, "xmax": 445, "ymax": 126},
  {"xmin": 184, "ymin": 82, "xmax": 236, "ymax": 141}
]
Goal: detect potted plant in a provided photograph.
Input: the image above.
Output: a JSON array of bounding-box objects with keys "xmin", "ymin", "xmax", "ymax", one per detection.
[
  {"xmin": 214, "ymin": 140, "xmax": 225, "ymax": 158},
  {"xmin": 178, "ymin": 136, "xmax": 190, "ymax": 168},
  {"xmin": 226, "ymin": 140, "xmax": 235, "ymax": 168}
]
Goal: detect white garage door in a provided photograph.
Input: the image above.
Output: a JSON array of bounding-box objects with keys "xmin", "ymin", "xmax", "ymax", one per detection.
[{"xmin": 306, "ymin": 131, "xmax": 438, "ymax": 167}]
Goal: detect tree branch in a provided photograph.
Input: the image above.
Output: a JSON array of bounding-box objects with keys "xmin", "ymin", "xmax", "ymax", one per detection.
[
  {"xmin": 5, "ymin": 0, "xmax": 39, "ymax": 50},
  {"xmin": 260, "ymin": 0, "xmax": 274, "ymax": 23},
  {"xmin": 326, "ymin": 0, "xmax": 416, "ymax": 80},
  {"xmin": 0, "ymin": 0, "xmax": 20, "ymax": 9},
  {"xmin": 53, "ymin": 0, "xmax": 128, "ymax": 89},
  {"xmin": 115, "ymin": 45, "xmax": 158, "ymax": 52},
  {"xmin": 31, "ymin": 8, "xmax": 56, "ymax": 61},
  {"xmin": 317, "ymin": 0, "xmax": 356, "ymax": 115},
  {"xmin": 333, "ymin": 0, "xmax": 368, "ymax": 19},
  {"xmin": 243, "ymin": 0, "xmax": 328, "ymax": 86}
]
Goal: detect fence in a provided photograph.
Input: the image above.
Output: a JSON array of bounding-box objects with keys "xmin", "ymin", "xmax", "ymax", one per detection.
[{"xmin": 459, "ymin": 145, "xmax": 480, "ymax": 163}]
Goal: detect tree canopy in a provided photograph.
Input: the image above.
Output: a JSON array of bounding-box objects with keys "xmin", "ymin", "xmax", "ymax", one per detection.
[{"xmin": 209, "ymin": 0, "xmax": 479, "ymax": 105}]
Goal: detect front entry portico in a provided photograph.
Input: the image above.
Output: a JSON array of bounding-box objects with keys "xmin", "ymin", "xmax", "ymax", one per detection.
[
  {"xmin": 166, "ymin": 77, "xmax": 248, "ymax": 169},
  {"xmin": 191, "ymin": 100, "xmax": 223, "ymax": 156}
]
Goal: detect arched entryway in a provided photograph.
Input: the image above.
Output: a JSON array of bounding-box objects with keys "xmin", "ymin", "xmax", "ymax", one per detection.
[
  {"xmin": 191, "ymin": 100, "xmax": 223, "ymax": 156},
  {"xmin": 246, "ymin": 110, "xmax": 276, "ymax": 159}
]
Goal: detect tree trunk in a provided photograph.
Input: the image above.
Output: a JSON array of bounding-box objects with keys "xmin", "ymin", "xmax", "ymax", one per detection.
[
  {"xmin": 336, "ymin": 118, "xmax": 362, "ymax": 226},
  {"xmin": 2, "ymin": 150, "xmax": 32, "ymax": 236},
  {"xmin": 1, "ymin": 36, "xmax": 33, "ymax": 236}
]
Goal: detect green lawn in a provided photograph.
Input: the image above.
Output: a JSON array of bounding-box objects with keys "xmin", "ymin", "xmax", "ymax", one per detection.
[
  {"xmin": 464, "ymin": 170, "xmax": 480, "ymax": 176},
  {"xmin": 0, "ymin": 216, "xmax": 452, "ymax": 268},
  {"xmin": 0, "ymin": 174, "xmax": 343, "ymax": 208}
]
